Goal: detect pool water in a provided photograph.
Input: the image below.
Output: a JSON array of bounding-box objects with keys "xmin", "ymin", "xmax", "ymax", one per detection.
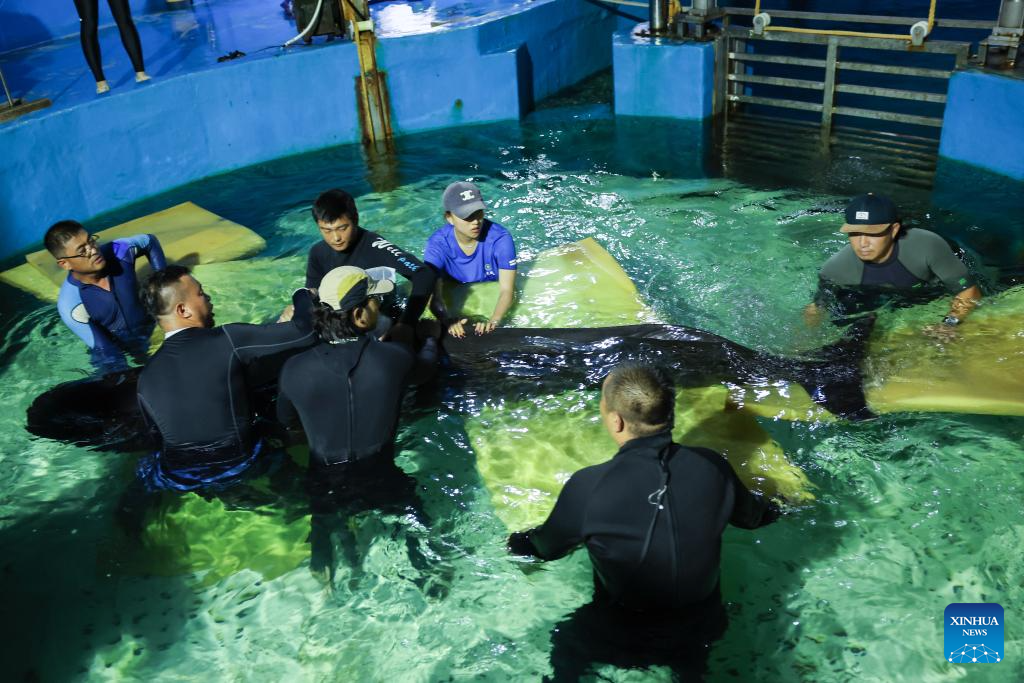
[{"xmin": 1, "ymin": 110, "xmax": 1022, "ymax": 681}]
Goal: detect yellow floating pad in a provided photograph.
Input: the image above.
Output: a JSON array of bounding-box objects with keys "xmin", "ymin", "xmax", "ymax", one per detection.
[
  {"xmin": 865, "ymin": 285, "xmax": 1024, "ymax": 417},
  {"xmin": 437, "ymin": 237, "xmax": 659, "ymax": 328},
  {"xmin": 1, "ymin": 202, "xmax": 266, "ymax": 302},
  {"xmin": 99, "ymin": 491, "xmax": 310, "ymax": 587},
  {"xmin": 470, "ymin": 387, "xmax": 814, "ymax": 533}
]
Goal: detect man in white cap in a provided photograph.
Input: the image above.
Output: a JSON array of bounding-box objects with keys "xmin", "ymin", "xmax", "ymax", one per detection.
[
  {"xmin": 276, "ymin": 266, "xmax": 440, "ymax": 584},
  {"xmin": 424, "ymin": 181, "xmax": 518, "ymax": 338}
]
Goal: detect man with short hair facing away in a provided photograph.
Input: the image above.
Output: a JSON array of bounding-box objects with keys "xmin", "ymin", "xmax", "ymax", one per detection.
[
  {"xmin": 46, "ymin": 220, "xmax": 166, "ymax": 372},
  {"xmin": 805, "ymin": 193, "xmax": 982, "ymax": 336},
  {"xmin": 136, "ymin": 265, "xmax": 316, "ymax": 491},
  {"xmin": 276, "ymin": 266, "xmax": 441, "ymax": 585},
  {"xmin": 306, "ymin": 188, "xmax": 436, "ymax": 329},
  {"xmin": 424, "ymin": 181, "xmax": 517, "ymax": 338},
  {"xmin": 508, "ymin": 363, "xmax": 779, "ymax": 680}
]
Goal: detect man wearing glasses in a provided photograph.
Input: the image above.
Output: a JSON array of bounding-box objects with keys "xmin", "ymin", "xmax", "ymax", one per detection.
[
  {"xmin": 804, "ymin": 193, "xmax": 982, "ymax": 334},
  {"xmin": 45, "ymin": 220, "xmax": 166, "ymax": 371}
]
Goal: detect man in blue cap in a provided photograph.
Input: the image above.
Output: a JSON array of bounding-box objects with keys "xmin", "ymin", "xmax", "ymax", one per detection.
[{"xmin": 804, "ymin": 193, "xmax": 982, "ymax": 331}]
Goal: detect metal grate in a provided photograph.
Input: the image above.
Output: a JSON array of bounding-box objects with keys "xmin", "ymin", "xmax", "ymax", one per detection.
[{"xmin": 718, "ymin": 26, "xmax": 972, "ymax": 140}]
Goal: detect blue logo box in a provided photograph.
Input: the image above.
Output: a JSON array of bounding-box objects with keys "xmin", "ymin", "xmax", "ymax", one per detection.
[{"xmin": 945, "ymin": 603, "xmax": 1003, "ymax": 664}]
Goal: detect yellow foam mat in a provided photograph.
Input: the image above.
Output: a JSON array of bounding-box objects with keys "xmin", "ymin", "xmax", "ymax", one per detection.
[
  {"xmin": 1, "ymin": 202, "xmax": 266, "ymax": 302},
  {"xmin": 865, "ymin": 285, "xmax": 1024, "ymax": 417},
  {"xmin": 470, "ymin": 387, "xmax": 814, "ymax": 533},
  {"xmin": 436, "ymin": 237, "xmax": 659, "ymax": 328}
]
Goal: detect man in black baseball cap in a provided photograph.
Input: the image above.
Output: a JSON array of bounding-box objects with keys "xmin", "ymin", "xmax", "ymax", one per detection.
[{"xmin": 805, "ymin": 193, "xmax": 982, "ymax": 332}]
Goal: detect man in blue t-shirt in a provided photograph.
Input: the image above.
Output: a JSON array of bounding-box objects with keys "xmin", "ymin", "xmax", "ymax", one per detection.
[
  {"xmin": 46, "ymin": 220, "xmax": 167, "ymax": 372},
  {"xmin": 423, "ymin": 181, "xmax": 517, "ymax": 338}
]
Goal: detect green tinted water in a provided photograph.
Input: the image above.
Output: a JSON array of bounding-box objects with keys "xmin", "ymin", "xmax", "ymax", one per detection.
[{"xmin": 1, "ymin": 112, "xmax": 1022, "ymax": 681}]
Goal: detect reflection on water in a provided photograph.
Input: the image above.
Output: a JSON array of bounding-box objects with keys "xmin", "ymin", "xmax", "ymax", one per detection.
[{"xmin": 1, "ymin": 112, "xmax": 1023, "ymax": 680}]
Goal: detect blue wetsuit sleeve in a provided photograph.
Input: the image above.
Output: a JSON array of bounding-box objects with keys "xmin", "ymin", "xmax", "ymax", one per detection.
[
  {"xmin": 494, "ymin": 230, "xmax": 517, "ymax": 271},
  {"xmin": 57, "ymin": 283, "xmax": 95, "ymax": 348},
  {"xmin": 117, "ymin": 234, "xmax": 167, "ymax": 271}
]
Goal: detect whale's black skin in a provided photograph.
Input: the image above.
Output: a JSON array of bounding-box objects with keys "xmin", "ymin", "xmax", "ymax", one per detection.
[
  {"xmin": 25, "ymin": 315, "xmax": 876, "ymax": 452},
  {"xmin": 442, "ymin": 315, "xmax": 876, "ymax": 421}
]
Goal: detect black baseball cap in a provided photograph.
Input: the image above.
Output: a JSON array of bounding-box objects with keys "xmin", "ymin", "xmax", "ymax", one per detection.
[{"xmin": 840, "ymin": 194, "xmax": 899, "ymax": 234}]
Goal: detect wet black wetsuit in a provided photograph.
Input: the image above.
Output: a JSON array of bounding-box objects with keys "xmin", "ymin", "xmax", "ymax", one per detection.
[
  {"xmin": 305, "ymin": 228, "xmax": 436, "ymax": 324},
  {"xmin": 135, "ymin": 290, "xmax": 316, "ymax": 491},
  {"xmin": 509, "ymin": 429, "xmax": 778, "ymax": 679},
  {"xmin": 277, "ymin": 333, "xmax": 439, "ymax": 579},
  {"xmin": 276, "ymin": 335, "xmax": 416, "ymax": 468},
  {"xmin": 73, "ymin": 0, "xmax": 145, "ymax": 81}
]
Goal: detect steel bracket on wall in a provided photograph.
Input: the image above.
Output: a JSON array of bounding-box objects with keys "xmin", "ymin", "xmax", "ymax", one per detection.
[{"xmin": 339, "ymin": 0, "xmax": 393, "ymax": 146}]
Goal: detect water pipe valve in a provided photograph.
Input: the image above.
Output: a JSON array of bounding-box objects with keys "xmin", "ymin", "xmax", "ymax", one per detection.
[
  {"xmin": 752, "ymin": 12, "xmax": 771, "ymax": 36},
  {"xmin": 910, "ymin": 20, "xmax": 930, "ymax": 46}
]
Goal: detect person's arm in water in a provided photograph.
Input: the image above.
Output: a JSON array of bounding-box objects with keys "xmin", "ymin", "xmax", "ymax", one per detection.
[
  {"xmin": 804, "ymin": 275, "xmax": 840, "ymax": 327},
  {"xmin": 477, "ymin": 268, "xmax": 516, "ymax": 335},
  {"xmin": 507, "ymin": 469, "xmax": 592, "ymax": 560},
  {"xmin": 477, "ymin": 230, "xmax": 518, "ymax": 335},
  {"xmin": 921, "ymin": 239, "xmax": 983, "ymax": 336},
  {"xmin": 427, "ymin": 268, "xmax": 450, "ymax": 325},
  {"xmin": 700, "ymin": 446, "xmax": 780, "ymax": 529}
]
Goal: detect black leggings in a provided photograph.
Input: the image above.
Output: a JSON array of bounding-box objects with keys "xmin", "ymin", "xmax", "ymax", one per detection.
[{"xmin": 73, "ymin": 0, "xmax": 145, "ymax": 81}]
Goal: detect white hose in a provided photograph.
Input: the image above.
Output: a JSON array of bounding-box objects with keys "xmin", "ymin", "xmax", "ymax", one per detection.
[{"xmin": 283, "ymin": 0, "xmax": 325, "ymax": 47}]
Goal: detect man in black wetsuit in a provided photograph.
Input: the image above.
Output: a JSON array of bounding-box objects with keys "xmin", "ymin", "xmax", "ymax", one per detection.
[
  {"xmin": 305, "ymin": 188, "xmax": 437, "ymax": 328},
  {"xmin": 277, "ymin": 266, "xmax": 440, "ymax": 585},
  {"xmin": 508, "ymin": 363, "xmax": 779, "ymax": 680},
  {"xmin": 805, "ymin": 193, "xmax": 982, "ymax": 334},
  {"xmin": 135, "ymin": 265, "xmax": 317, "ymax": 491}
]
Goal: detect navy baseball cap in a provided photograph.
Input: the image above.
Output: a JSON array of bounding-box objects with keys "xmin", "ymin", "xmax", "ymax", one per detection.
[
  {"xmin": 841, "ymin": 194, "xmax": 899, "ymax": 234},
  {"xmin": 443, "ymin": 181, "xmax": 486, "ymax": 220}
]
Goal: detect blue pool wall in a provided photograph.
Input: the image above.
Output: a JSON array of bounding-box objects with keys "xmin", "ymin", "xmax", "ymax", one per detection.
[
  {"xmin": 0, "ymin": 0, "xmax": 622, "ymax": 261},
  {"xmin": 613, "ymin": 31, "xmax": 716, "ymax": 119},
  {"xmin": 939, "ymin": 71, "xmax": 1024, "ymax": 182}
]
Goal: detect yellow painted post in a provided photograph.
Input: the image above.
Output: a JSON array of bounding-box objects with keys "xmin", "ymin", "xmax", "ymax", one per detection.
[{"xmin": 339, "ymin": 0, "xmax": 393, "ymax": 145}]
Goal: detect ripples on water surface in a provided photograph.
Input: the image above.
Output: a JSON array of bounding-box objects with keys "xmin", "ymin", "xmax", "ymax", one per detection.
[{"xmin": 1, "ymin": 111, "xmax": 1022, "ymax": 681}]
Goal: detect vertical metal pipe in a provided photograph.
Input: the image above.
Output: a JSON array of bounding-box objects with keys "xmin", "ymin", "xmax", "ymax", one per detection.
[
  {"xmin": 650, "ymin": 0, "xmax": 667, "ymax": 32},
  {"xmin": 0, "ymin": 67, "xmax": 15, "ymax": 107},
  {"xmin": 998, "ymin": 0, "xmax": 1024, "ymax": 30}
]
